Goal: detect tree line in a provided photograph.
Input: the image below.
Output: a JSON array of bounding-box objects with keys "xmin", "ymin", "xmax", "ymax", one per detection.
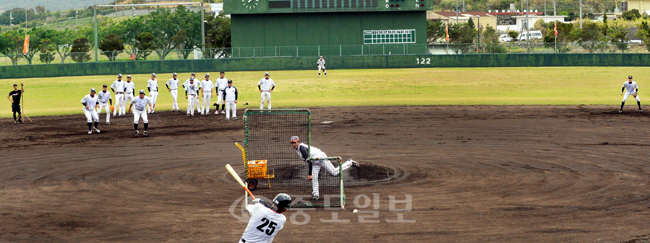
[{"xmin": 0, "ymin": 5, "xmax": 232, "ymax": 65}]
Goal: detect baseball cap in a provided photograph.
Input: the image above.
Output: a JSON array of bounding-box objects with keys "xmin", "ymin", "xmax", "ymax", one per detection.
[
  {"xmin": 152, "ymin": 73, "xmax": 156, "ymax": 77},
  {"xmin": 90, "ymin": 88, "xmax": 96, "ymax": 93},
  {"xmin": 228, "ymin": 79, "xmax": 233, "ymax": 83},
  {"xmin": 127, "ymin": 75, "xmax": 132, "ymax": 78},
  {"xmin": 118, "ymin": 74, "xmax": 123, "ymax": 78},
  {"xmin": 265, "ymin": 72, "xmax": 270, "ymax": 76},
  {"xmin": 191, "ymin": 72, "xmax": 196, "ymax": 76},
  {"xmin": 205, "ymin": 73, "xmax": 210, "ymax": 77},
  {"xmin": 13, "ymin": 84, "xmax": 17, "ymax": 86},
  {"xmin": 629, "ymin": 75, "xmax": 633, "ymax": 79},
  {"xmin": 103, "ymin": 84, "xmax": 108, "ymax": 87},
  {"xmin": 220, "ymin": 71, "xmax": 225, "ymax": 74},
  {"xmin": 173, "ymin": 73, "xmax": 177, "ymax": 76},
  {"xmin": 139, "ymin": 90, "xmax": 145, "ymax": 94},
  {"xmin": 290, "ymin": 136, "xmax": 299, "ymax": 143}
]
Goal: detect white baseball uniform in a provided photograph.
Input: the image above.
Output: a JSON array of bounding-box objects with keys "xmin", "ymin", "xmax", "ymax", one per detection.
[
  {"xmin": 294, "ymin": 143, "xmax": 353, "ymax": 198},
  {"xmin": 317, "ymin": 58, "xmax": 326, "ymax": 76},
  {"xmin": 184, "ymin": 78, "xmax": 202, "ymax": 113},
  {"xmin": 147, "ymin": 79, "xmax": 159, "ymax": 113},
  {"xmin": 623, "ymin": 81, "xmax": 640, "ymax": 102},
  {"xmin": 224, "ymin": 85, "xmax": 238, "ymax": 119},
  {"xmin": 130, "ymin": 96, "xmax": 151, "ymax": 124},
  {"xmin": 185, "ymin": 82, "xmax": 199, "ymax": 116},
  {"xmin": 96, "ymin": 90, "xmax": 112, "ymax": 123},
  {"xmin": 110, "ymin": 80, "xmax": 126, "ymax": 116},
  {"xmin": 81, "ymin": 94, "xmax": 99, "ymax": 123},
  {"xmin": 239, "ymin": 203, "xmax": 287, "ymax": 243},
  {"xmin": 124, "ymin": 81, "xmax": 135, "ymax": 114},
  {"xmin": 200, "ymin": 79, "xmax": 214, "ymax": 115},
  {"xmin": 166, "ymin": 78, "xmax": 180, "ymax": 111},
  {"xmin": 216, "ymin": 77, "xmax": 228, "ymax": 113},
  {"xmin": 258, "ymin": 78, "xmax": 276, "ymax": 109}
]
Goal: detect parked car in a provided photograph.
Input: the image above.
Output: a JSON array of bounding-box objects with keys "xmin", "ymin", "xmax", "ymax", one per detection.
[
  {"xmin": 499, "ymin": 34, "xmax": 513, "ymax": 42},
  {"xmin": 629, "ymin": 40, "xmax": 643, "ymax": 44},
  {"xmin": 516, "ymin": 30, "xmax": 543, "ymax": 41}
]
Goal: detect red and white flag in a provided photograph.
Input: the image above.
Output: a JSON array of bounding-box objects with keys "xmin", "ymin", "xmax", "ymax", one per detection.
[
  {"xmin": 445, "ymin": 25, "xmax": 449, "ymax": 42},
  {"xmin": 23, "ymin": 35, "xmax": 29, "ymax": 54},
  {"xmin": 554, "ymin": 22, "xmax": 558, "ymax": 37},
  {"xmin": 130, "ymin": 53, "xmax": 136, "ymax": 60}
]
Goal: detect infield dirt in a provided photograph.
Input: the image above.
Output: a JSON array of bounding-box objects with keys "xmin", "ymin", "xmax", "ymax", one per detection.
[{"xmin": 1, "ymin": 106, "xmax": 650, "ymax": 242}]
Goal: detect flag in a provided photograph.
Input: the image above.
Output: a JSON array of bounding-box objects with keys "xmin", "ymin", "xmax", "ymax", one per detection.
[
  {"xmin": 445, "ymin": 25, "xmax": 449, "ymax": 42},
  {"xmin": 23, "ymin": 35, "xmax": 29, "ymax": 55},
  {"xmin": 130, "ymin": 53, "xmax": 136, "ymax": 60},
  {"xmin": 554, "ymin": 22, "xmax": 558, "ymax": 37}
]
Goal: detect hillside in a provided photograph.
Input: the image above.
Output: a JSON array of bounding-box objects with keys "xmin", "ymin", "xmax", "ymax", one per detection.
[{"xmin": 0, "ymin": 0, "xmax": 113, "ymax": 12}]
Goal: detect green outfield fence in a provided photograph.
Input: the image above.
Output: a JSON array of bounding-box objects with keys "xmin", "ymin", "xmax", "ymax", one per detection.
[{"xmin": 3, "ymin": 53, "xmax": 650, "ymax": 79}]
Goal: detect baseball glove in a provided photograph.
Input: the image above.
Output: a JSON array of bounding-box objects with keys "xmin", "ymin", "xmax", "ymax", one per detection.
[
  {"xmin": 110, "ymin": 105, "xmax": 115, "ymax": 112},
  {"xmin": 633, "ymin": 92, "xmax": 638, "ymax": 98}
]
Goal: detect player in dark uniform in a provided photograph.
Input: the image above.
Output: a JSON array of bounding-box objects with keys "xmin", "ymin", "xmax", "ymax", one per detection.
[{"xmin": 7, "ymin": 83, "xmax": 24, "ymax": 123}]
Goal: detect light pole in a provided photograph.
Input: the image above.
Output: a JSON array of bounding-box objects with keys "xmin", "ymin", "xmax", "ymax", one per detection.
[
  {"xmin": 76, "ymin": 10, "xmax": 78, "ymax": 26},
  {"xmin": 476, "ymin": 15, "xmax": 481, "ymax": 53},
  {"xmin": 456, "ymin": 0, "xmax": 459, "ymax": 24},
  {"xmin": 579, "ymin": 0, "xmax": 583, "ymax": 29},
  {"xmin": 25, "ymin": 9, "xmax": 28, "ymax": 28},
  {"xmin": 9, "ymin": 11, "xmax": 12, "ymax": 27}
]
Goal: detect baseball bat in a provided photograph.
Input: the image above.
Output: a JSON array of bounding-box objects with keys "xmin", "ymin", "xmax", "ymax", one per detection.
[{"xmin": 225, "ymin": 164, "xmax": 256, "ymax": 200}]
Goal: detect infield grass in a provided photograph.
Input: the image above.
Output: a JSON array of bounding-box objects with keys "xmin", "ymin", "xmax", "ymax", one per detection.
[{"xmin": 0, "ymin": 67, "xmax": 646, "ymax": 117}]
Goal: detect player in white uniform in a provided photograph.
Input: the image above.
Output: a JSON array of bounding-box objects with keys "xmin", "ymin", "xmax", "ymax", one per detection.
[
  {"xmin": 185, "ymin": 77, "xmax": 200, "ymax": 116},
  {"xmin": 620, "ymin": 75, "xmax": 643, "ymax": 113},
  {"xmin": 124, "ymin": 75, "xmax": 136, "ymax": 115},
  {"xmin": 200, "ymin": 73, "xmax": 214, "ymax": 115},
  {"xmin": 110, "ymin": 74, "xmax": 125, "ymax": 117},
  {"xmin": 290, "ymin": 136, "xmax": 359, "ymax": 200},
  {"xmin": 96, "ymin": 84, "xmax": 113, "ymax": 124},
  {"xmin": 128, "ymin": 90, "xmax": 153, "ymax": 137},
  {"xmin": 183, "ymin": 73, "xmax": 202, "ymax": 114},
  {"xmin": 147, "ymin": 73, "xmax": 159, "ymax": 113},
  {"xmin": 239, "ymin": 193, "xmax": 292, "ymax": 243},
  {"xmin": 224, "ymin": 79, "xmax": 238, "ymax": 120},
  {"xmin": 215, "ymin": 71, "xmax": 229, "ymax": 114},
  {"xmin": 258, "ymin": 72, "xmax": 276, "ymax": 110},
  {"xmin": 166, "ymin": 73, "xmax": 180, "ymax": 112},
  {"xmin": 317, "ymin": 56, "xmax": 327, "ymax": 77},
  {"xmin": 81, "ymin": 88, "xmax": 101, "ymax": 134}
]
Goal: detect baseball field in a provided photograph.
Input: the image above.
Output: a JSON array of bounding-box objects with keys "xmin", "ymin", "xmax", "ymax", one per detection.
[{"xmin": 2, "ymin": 67, "xmax": 650, "ymax": 242}]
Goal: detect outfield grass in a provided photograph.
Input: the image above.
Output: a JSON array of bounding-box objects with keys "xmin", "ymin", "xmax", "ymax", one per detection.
[{"xmin": 0, "ymin": 67, "xmax": 647, "ymax": 118}]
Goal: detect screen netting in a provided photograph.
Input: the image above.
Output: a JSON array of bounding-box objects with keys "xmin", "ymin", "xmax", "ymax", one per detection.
[{"xmin": 243, "ymin": 109, "xmax": 343, "ymax": 208}]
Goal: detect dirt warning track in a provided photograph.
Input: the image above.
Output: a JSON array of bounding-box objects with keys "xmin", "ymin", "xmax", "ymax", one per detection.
[{"xmin": 1, "ymin": 106, "xmax": 650, "ymax": 242}]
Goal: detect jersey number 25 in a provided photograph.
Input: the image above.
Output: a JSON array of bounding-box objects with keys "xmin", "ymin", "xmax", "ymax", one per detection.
[{"xmin": 256, "ymin": 218, "xmax": 277, "ymax": 235}]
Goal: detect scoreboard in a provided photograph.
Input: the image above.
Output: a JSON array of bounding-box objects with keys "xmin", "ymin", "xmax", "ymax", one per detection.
[{"xmin": 224, "ymin": 0, "xmax": 432, "ymax": 14}]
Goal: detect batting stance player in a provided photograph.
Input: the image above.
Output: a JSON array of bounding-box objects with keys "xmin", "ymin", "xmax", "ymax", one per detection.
[
  {"xmin": 224, "ymin": 79, "xmax": 238, "ymax": 120},
  {"xmin": 81, "ymin": 88, "xmax": 101, "ymax": 134},
  {"xmin": 185, "ymin": 77, "xmax": 199, "ymax": 116},
  {"xmin": 147, "ymin": 73, "xmax": 159, "ymax": 113},
  {"xmin": 7, "ymin": 83, "xmax": 24, "ymax": 123},
  {"xmin": 124, "ymin": 75, "xmax": 136, "ymax": 114},
  {"xmin": 317, "ymin": 56, "xmax": 327, "ymax": 77},
  {"xmin": 239, "ymin": 193, "xmax": 292, "ymax": 243},
  {"xmin": 215, "ymin": 71, "xmax": 228, "ymax": 114},
  {"xmin": 166, "ymin": 73, "xmax": 180, "ymax": 112},
  {"xmin": 110, "ymin": 74, "xmax": 125, "ymax": 116},
  {"xmin": 128, "ymin": 90, "xmax": 153, "ymax": 137},
  {"xmin": 183, "ymin": 73, "xmax": 202, "ymax": 114},
  {"xmin": 290, "ymin": 136, "xmax": 359, "ymax": 200},
  {"xmin": 200, "ymin": 73, "xmax": 214, "ymax": 116},
  {"xmin": 258, "ymin": 72, "xmax": 276, "ymax": 110},
  {"xmin": 96, "ymin": 84, "xmax": 113, "ymax": 124},
  {"xmin": 620, "ymin": 75, "xmax": 643, "ymax": 113}
]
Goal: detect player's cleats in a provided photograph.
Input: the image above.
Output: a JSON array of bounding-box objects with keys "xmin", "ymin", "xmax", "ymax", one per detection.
[
  {"xmin": 351, "ymin": 160, "xmax": 360, "ymax": 168},
  {"xmin": 312, "ymin": 195, "xmax": 319, "ymax": 201},
  {"xmin": 106, "ymin": 122, "xmax": 110, "ymax": 125},
  {"xmin": 134, "ymin": 130, "xmax": 139, "ymax": 137},
  {"xmin": 233, "ymin": 117, "xmax": 238, "ymax": 120},
  {"xmin": 14, "ymin": 120, "xmax": 17, "ymax": 123},
  {"xmin": 618, "ymin": 110, "xmax": 623, "ymax": 113},
  {"xmin": 88, "ymin": 130, "xmax": 92, "ymax": 134},
  {"xmin": 94, "ymin": 127, "xmax": 101, "ymax": 133},
  {"xmin": 221, "ymin": 111, "xmax": 226, "ymax": 114},
  {"xmin": 225, "ymin": 118, "xmax": 230, "ymax": 121},
  {"xmin": 143, "ymin": 131, "xmax": 148, "ymax": 137},
  {"xmin": 640, "ymin": 109, "xmax": 643, "ymax": 113}
]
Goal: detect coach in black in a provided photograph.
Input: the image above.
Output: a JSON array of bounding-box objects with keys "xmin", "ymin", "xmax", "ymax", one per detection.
[{"xmin": 7, "ymin": 83, "xmax": 24, "ymax": 123}]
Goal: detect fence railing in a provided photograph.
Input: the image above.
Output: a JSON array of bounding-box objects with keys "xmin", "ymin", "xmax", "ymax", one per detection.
[{"xmin": 0, "ymin": 42, "xmax": 648, "ymax": 66}]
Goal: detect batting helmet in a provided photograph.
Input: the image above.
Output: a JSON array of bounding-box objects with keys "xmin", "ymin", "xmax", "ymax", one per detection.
[{"xmin": 273, "ymin": 193, "xmax": 292, "ymax": 213}]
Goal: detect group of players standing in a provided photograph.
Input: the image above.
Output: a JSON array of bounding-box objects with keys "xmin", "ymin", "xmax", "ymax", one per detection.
[{"xmin": 80, "ymin": 71, "xmax": 280, "ymax": 136}]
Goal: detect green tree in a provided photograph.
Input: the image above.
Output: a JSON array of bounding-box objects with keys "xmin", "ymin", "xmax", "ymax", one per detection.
[
  {"xmin": 448, "ymin": 23, "xmax": 476, "ymax": 54},
  {"xmin": 570, "ymin": 20, "xmax": 607, "ymax": 53},
  {"xmin": 467, "ymin": 17, "xmax": 475, "ymax": 29},
  {"xmin": 0, "ymin": 30, "xmax": 25, "ymax": 65},
  {"xmin": 427, "ymin": 20, "xmax": 446, "ymax": 44},
  {"xmin": 622, "ymin": 9, "xmax": 642, "ymax": 21},
  {"xmin": 608, "ymin": 23, "xmax": 629, "ymax": 53},
  {"xmin": 52, "ymin": 28, "xmax": 77, "ymax": 64},
  {"xmin": 603, "ymin": 12, "xmax": 608, "ymax": 25},
  {"xmin": 131, "ymin": 32, "xmax": 154, "ymax": 60},
  {"xmin": 38, "ymin": 38, "xmax": 56, "ymax": 64},
  {"xmin": 507, "ymin": 30, "xmax": 519, "ymax": 40},
  {"xmin": 99, "ymin": 33, "xmax": 124, "ymax": 62},
  {"xmin": 71, "ymin": 37, "xmax": 91, "ymax": 63},
  {"xmin": 24, "ymin": 27, "xmax": 56, "ymax": 64},
  {"xmin": 635, "ymin": 21, "xmax": 650, "ymax": 52},
  {"xmin": 171, "ymin": 5, "xmax": 202, "ymax": 60},
  {"xmin": 147, "ymin": 8, "xmax": 180, "ymax": 60},
  {"xmin": 481, "ymin": 25, "xmax": 506, "ymax": 53},
  {"xmin": 205, "ymin": 14, "xmax": 232, "ymax": 59}
]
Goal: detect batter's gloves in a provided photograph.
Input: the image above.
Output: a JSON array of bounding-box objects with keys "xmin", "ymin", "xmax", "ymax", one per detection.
[{"xmin": 110, "ymin": 105, "xmax": 115, "ymax": 112}]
